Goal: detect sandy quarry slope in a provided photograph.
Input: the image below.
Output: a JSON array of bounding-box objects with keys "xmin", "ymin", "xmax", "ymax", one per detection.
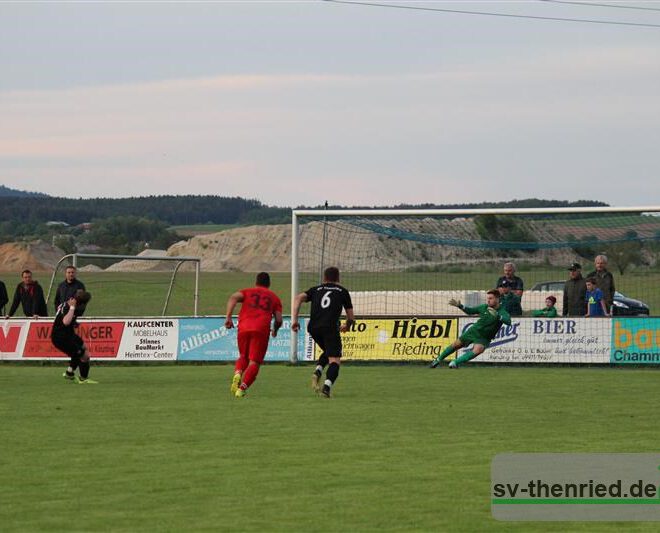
[
  {"xmin": 0, "ymin": 241, "xmax": 65, "ymax": 272},
  {"xmin": 165, "ymin": 220, "xmax": 578, "ymax": 272},
  {"xmin": 104, "ymin": 249, "xmax": 181, "ymax": 272}
]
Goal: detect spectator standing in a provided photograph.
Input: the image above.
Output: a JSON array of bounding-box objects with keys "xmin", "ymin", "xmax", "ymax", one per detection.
[
  {"xmin": 498, "ymin": 279, "xmax": 523, "ymax": 316},
  {"xmin": 563, "ymin": 262, "xmax": 587, "ymax": 317},
  {"xmin": 496, "ymin": 262, "xmax": 524, "ymax": 298},
  {"xmin": 54, "ymin": 266, "xmax": 86, "ymax": 315},
  {"xmin": 587, "ymin": 255, "xmax": 616, "ymax": 314},
  {"xmin": 0, "ymin": 280, "xmax": 8, "ymax": 315},
  {"xmin": 6, "ymin": 270, "xmax": 48, "ymax": 318},
  {"xmin": 585, "ymin": 277, "xmax": 609, "ymax": 317}
]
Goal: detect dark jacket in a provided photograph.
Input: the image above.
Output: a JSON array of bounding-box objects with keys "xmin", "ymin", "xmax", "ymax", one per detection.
[
  {"xmin": 54, "ymin": 279, "xmax": 86, "ymax": 313},
  {"xmin": 0, "ymin": 280, "xmax": 8, "ymax": 315},
  {"xmin": 500, "ymin": 292, "xmax": 523, "ymax": 316},
  {"xmin": 563, "ymin": 275, "xmax": 587, "ymax": 317},
  {"xmin": 587, "ymin": 269, "xmax": 615, "ymax": 311},
  {"xmin": 8, "ymin": 281, "xmax": 48, "ymax": 317},
  {"xmin": 496, "ymin": 275, "xmax": 524, "ymax": 293}
]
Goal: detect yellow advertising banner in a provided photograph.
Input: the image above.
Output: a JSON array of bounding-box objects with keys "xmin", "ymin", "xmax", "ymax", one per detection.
[{"xmin": 312, "ymin": 318, "xmax": 458, "ymax": 361}]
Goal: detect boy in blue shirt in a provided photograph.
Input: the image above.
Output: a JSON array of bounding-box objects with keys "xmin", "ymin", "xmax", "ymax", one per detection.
[{"xmin": 585, "ymin": 277, "xmax": 609, "ymax": 317}]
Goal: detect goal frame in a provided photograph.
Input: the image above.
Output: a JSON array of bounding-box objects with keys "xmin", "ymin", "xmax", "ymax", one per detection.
[
  {"xmin": 290, "ymin": 205, "xmax": 660, "ymax": 363},
  {"xmin": 46, "ymin": 253, "xmax": 202, "ymax": 317}
]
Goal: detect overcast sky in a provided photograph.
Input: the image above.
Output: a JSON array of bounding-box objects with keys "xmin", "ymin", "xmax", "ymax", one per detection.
[{"xmin": 1, "ymin": 1, "xmax": 659, "ymax": 207}]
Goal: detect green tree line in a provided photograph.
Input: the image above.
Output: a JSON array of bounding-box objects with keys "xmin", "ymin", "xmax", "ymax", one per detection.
[
  {"xmin": 0, "ymin": 194, "xmax": 609, "ymax": 227},
  {"xmin": 0, "ymin": 195, "xmax": 264, "ymax": 226}
]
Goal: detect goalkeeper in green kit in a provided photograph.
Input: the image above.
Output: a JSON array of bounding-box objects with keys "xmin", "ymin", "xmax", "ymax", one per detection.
[{"xmin": 430, "ymin": 289, "xmax": 511, "ymax": 369}]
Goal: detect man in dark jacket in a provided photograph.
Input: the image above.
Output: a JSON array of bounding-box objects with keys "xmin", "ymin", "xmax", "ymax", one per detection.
[
  {"xmin": 5, "ymin": 270, "xmax": 48, "ymax": 318},
  {"xmin": 563, "ymin": 262, "xmax": 587, "ymax": 317},
  {"xmin": 496, "ymin": 262, "xmax": 524, "ymax": 298},
  {"xmin": 499, "ymin": 279, "xmax": 523, "ymax": 316},
  {"xmin": 0, "ymin": 280, "xmax": 8, "ymax": 315},
  {"xmin": 587, "ymin": 255, "xmax": 616, "ymax": 313},
  {"xmin": 54, "ymin": 266, "xmax": 86, "ymax": 314}
]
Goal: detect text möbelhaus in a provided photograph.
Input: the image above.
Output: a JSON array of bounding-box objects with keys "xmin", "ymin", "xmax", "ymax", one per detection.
[{"xmin": 392, "ymin": 318, "xmax": 453, "ymax": 339}]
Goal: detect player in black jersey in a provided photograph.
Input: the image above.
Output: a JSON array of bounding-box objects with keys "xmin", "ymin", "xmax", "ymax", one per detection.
[
  {"xmin": 51, "ymin": 290, "xmax": 96, "ymax": 384},
  {"xmin": 292, "ymin": 266, "xmax": 354, "ymax": 398}
]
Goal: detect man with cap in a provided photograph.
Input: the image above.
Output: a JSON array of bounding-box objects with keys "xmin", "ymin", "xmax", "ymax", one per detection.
[
  {"xmin": 498, "ymin": 278, "xmax": 523, "ymax": 316},
  {"xmin": 496, "ymin": 262, "xmax": 524, "ymax": 298},
  {"xmin": 563, "ymin": 262, "xmax": 587, "ymax": 317}
]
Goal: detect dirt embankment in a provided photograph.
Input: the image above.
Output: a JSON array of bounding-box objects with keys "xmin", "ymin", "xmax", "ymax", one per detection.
[
  {"xmin": 168, "ymin": 225, "xmax": 292, "ymax": 272},
  {"xmin": 165, "ymin": 220, "xmax": 579, "ymax": 272},
  {"xmin": 0, "ymin": 241, "xmax": 65, "ymax": 272},
  {"xmin": 104, "ymin": 249, "xmax": 178, "ymax": 272},
  {"xmin": 5, "ymin": 218, "xmax": 645, "ymax": 275}
]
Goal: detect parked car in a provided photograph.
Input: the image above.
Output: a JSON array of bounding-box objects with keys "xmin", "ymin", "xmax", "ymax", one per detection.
[{"xmin": 529, "ymin": 281, "xmax": 650, "ymax": 316}]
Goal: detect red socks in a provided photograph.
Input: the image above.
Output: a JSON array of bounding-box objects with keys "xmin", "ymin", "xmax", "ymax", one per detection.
[
  {"xmin": 234, "ymin": 355, "xmax": 249, "ymax": 375},
  {"xmin": 240, "ymin": 363, "xmax": 260, "ymax": 390}
]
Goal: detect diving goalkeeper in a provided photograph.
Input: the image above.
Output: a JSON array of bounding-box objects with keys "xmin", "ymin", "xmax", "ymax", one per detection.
[{"xmin": 430, "ymin": 289, "xmax": 511, "ymax": 369}]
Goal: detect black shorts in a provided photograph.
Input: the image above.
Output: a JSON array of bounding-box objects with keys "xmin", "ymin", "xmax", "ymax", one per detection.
[
  {"xmin": 51, "ymin": 333, "xmax": 85, "ymax": 359},
  {"xmin": 308, "ymin": 325, "xmax": 342, "ymax": 358}
]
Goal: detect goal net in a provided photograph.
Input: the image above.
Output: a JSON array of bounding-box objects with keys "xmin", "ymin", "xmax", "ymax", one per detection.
[{"xmin": 291, "ymin": 207, "xmax": 660, "ymax": 365}]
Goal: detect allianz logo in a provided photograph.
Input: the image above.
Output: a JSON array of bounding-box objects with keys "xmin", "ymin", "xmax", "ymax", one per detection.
[{"xmin": 179, "ymin": 325, "xmax": 231, "ymax": 353}]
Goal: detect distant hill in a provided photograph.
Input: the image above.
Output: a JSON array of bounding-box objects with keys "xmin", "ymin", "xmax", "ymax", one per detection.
[
  {"xmin": 0, "ymin": 195, "xmax": 264, "ymax": 226},
  {"xmin": 0, "ymin": 185, "xmax": 49, "ymax": 198},
  {"xmin": 0, "ymin": 193, "xmax": 610, "ymax": 227},
  {"xmin": 388, "ymin": 199, "xmax": 609, "ymax": 210}
]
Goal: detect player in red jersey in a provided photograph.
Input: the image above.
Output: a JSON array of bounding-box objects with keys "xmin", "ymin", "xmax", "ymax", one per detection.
[{"xmin": 225, "ymin": 272, "xmax": 283, "ymax": 398}]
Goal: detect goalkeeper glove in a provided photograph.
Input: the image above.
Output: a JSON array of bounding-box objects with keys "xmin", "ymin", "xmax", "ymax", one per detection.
[
  {"xmin": 487, "ymin": 307, "xmax": 498, "ymax": 317},
  {"xmin": 448, "ymin": 298, "xmax": 463, "ymax": 309}
]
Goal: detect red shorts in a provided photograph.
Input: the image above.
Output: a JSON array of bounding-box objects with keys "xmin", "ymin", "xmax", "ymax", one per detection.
[{"xmin": 237, "ymin": 330, "xmax": 270, "ymax": 364}]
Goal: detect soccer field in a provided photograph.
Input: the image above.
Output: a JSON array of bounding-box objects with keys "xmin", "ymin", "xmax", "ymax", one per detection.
[{"xmin": 1, "ymin": 365, "xmax": 658, "ymax": 532}]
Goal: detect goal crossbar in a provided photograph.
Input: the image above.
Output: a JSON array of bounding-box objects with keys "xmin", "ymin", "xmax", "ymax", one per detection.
[{"xmin": 293, "ymin": 206, "xmax": 659, "ymax": 217}]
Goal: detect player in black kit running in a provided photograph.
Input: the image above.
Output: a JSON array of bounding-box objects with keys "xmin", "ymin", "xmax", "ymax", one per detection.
[
  {"xmin": 52, "ymin": 290, "xmax": 95, "ymax": 384},
  {"xmin": 292, "ymin": 267, "xmax": 355, "ymax": 398}
]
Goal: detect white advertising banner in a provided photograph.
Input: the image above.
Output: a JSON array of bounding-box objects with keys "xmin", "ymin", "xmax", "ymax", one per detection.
[
  {"xmin": 116, "ymin": 319, "xmax": 179, "ymax": 361},
  {"xmin": 458, "ymin": 317, "xmax": 612, "ymax": 363}
]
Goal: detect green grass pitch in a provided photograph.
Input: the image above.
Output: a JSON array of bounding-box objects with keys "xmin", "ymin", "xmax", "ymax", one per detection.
[{"xmin": 1, "ymin": 364, "xmax": 658, "ymax": 532}]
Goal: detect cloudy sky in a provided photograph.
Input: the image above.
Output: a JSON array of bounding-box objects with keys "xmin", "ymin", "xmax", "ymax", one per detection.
[{"xmin": 1, "ymin": 1, "xmax": 659, "ymax": 207}]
